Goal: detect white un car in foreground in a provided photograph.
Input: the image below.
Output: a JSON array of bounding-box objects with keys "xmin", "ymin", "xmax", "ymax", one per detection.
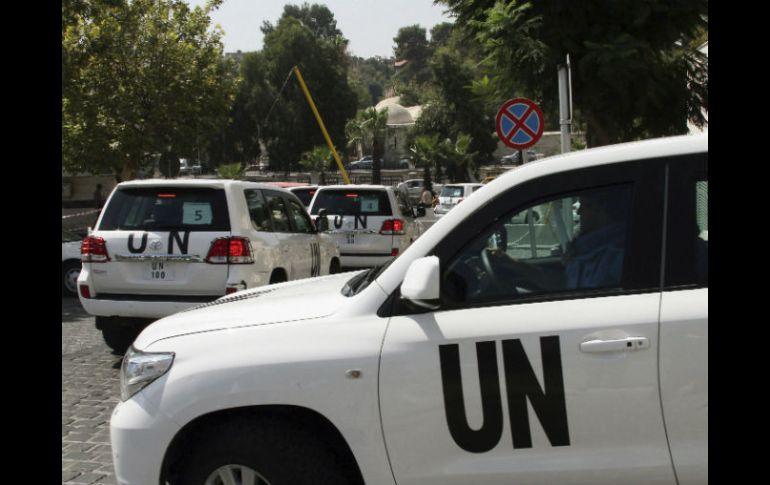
[
  {"xmin": 78, "ymin": 179, "xmax": 339, "ymax": 352},
  {"xmin": 111, "ymin": 135, "xmax": 707, "ymax": 485}
]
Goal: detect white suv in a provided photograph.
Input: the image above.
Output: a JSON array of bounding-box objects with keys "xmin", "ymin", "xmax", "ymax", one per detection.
[
  {"xmin": 308, "ymin": 184, "xmax": 424, "ymax": 268},
  {"xmin": 111, "ymin": 135, "xmax": 707, "ymax": 485},
  {"xmin": 78, "ymin": 179, "xmax": 339, "ymax": 352},
  {"xmin": 433, "ymin": 182, "xmax": 483, "ymax": 217}
]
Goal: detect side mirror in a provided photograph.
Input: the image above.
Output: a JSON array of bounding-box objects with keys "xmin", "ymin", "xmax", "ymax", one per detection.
[
  {"xmin": 401, "ymin": 256, "xmax": 440, "ymax": 310},
  {"xmin": 315, "ymin": 209, "xmax": 329, "ymax": 232}
]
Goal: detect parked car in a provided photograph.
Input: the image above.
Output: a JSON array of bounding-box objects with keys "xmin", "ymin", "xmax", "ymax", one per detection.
[
  {"xmin": 433, "ymin": 183, "xmax": 484, "ymax": 218},
  {"xmin": 397, "ymin": 179, "xmax": 443, "ymax": 204},
  {"xmin": 288, "ymin": 185, "xmax": 319, "ymax": 208},
  {"xmin": 500, "ymin": 149, "xmax": 538, "ymax": 165},
  {"xmin": 77, "ymin": 179, "xmax": 340, "ymax": 352},
  {"xmin": 308, "ymin": 184, "xmax": 424, "ymax": 268},
  {"xmin": 62, "ymin": 229, "xmax": 83, "ymax": 297},
  {"xmin": 110, "ymin": 134, "xmax": 707, "ymax": 485}
]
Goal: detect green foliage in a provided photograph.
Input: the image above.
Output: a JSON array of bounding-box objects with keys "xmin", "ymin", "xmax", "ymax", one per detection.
[
  {"xmin": 439, "ymin": 0, "xmax": 708, "ymax": 146},
  {"xmin": 232, "ymin": 10, "xmax": 357, "ymax": 174},
  {"xmin": 356, "ymin": 107, "xmax": 389, "ymax": 184},
  {"xmin": 62, "ymin": 0, "xmax": 238, "ymax": 181},
  {"xmin": 300, "ymin": 145, "xmax": 333, "ymax": 184},
  {"xmin": 216, "ymin": 162, "xmax": 243, "ymax": 179}
]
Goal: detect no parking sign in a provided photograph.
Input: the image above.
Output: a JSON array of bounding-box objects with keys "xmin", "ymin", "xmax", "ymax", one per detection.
[{"xmin": 495, "ymin": 98, "xmax": 544, "ymax": 150}]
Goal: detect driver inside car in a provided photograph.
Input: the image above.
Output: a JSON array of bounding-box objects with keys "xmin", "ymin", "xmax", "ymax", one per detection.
[{"xmin": 484, "ymin": 185, "xmax": 631, "ymax": 293}]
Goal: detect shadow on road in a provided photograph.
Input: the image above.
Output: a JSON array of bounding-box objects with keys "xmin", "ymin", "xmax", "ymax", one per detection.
[{"xmin": 62, "ymin": 296, "xmax": 90, "ymax": 323}]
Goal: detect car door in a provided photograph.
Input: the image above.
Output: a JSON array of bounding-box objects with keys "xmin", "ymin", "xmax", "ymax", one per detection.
[
  {"xmin": 658, "ymin": 154, "xmax": 708, "ymax": 484},
  {"xmin": 285, "ymin": 196, "xmax": 322, "ymax": 278},
  {"xmin": 263, "ymin": 190, "xmax": 304, "ymax": 280},
  {"xmin": 379, "ymin": 159, "xmax": 677, "ymax": 484}
]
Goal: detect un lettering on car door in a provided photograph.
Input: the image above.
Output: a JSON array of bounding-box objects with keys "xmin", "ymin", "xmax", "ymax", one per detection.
[
  {"xmin": 438, "ymin": 336, "xmax": 569, "ymax": 453},
  {"xmin": 379, "ymin": 294, "xmax": 673, "ymax": 485}
]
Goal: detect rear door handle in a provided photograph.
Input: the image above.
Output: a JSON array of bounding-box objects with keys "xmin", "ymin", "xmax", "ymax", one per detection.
[{"xmin": 580, "ymin": 336, "xmax": 649, "ymax": 353}]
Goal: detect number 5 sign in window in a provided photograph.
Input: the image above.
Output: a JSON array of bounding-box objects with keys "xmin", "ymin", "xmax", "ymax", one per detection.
[{"xmin": 183, "ymin": 202, "xmax": 213, "ymax": 225}]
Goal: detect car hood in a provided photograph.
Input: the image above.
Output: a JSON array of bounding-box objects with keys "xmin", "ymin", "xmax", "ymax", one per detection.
[{"xmin": 133, "ymin": 271, "xmax": 362, "ymax": 348}]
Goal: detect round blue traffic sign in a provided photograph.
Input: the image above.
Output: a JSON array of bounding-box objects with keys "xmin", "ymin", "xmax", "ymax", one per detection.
[{"xmin": 496, "ymin": 98, "xmax": 544, "ymax": 150}]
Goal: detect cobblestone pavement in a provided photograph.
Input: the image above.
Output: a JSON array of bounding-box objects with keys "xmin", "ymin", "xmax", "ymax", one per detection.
[{"xmin": 62, "ymin": 297, "xmax": 122, "ymax": 485}]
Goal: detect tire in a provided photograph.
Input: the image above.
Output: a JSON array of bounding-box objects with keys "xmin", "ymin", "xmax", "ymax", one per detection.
[
  {"xmin": 329, "ymin": 258, "xmax": 341, "ymax": 275},
  {"xmin": 99, "ymin": 318, "xmax": 141, "ymax": 354},
  {"xmin": 172, "ymin": 417, "xmax": 352, "ymax": 485},
  {"xmin": 62, "ymin": 260, "xmax": 81, "ymax": 297}
]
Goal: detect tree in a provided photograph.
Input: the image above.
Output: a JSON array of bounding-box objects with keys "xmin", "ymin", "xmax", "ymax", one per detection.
[
  {"xmin": 353, "ymin": 107, "xmax": 389, "ymax": 184},
  {"xmin": 255, "ymin": 14, "xmax": 357, "ymax": 173},
  {"xmin": 439, "ymin": 0, "xmax": 708, "ymax": 146},
  {"xmin": 62, "ymin": 0, "xmax": 238, "ymax": 180},
  {"xmin": 262, "ymin": 2, "xmax": 343, "ymax": 42},
  {"xmin": 393, "ymin": 25, "xmax": 433, "ymax": 89},
  {"xmin": 300, "ymin": 146, "xmax": 332, "ymax": 185}
]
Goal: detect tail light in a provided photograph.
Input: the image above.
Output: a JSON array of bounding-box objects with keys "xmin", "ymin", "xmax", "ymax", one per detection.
[
  {"xmin": 206, "ymin": 237, "xmax": 254, "ymax": 264},
  {"xmin": 81, "ymin": 236, "xmax": 110, "ymax": 262},
  {"xmin": 391, "ymin": 248, "xmax": 399, "ymax": 256},
  {"xmin": 79, "ymin": 285, "xmax": 91, "ymax": 299},
  {"xmin": 380, "ymin": 219, "xmax": 405, "ymax": 235}
]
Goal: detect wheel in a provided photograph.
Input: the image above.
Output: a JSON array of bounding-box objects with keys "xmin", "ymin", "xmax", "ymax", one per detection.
[
  {"xmin": 98, "ymin": 318, "xmax": 141, "ymax": 354},
  {"xmin": 172, "ymin": 417, "xmax": 352, "ymax": 485},
  {"xmin": 62, "ymin": 260, "xmax": 81, "ymax": 297},
  {"xmin": 329, "ymin": 258, "xmax": 341, "ymax": 275}
]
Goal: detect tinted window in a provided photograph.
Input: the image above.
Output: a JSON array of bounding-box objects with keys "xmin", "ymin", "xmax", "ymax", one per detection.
[
  {"xmin": 443, "ymin": 184, "xmax": 633, "ymax": 305},
  {"xmin": 292, "ymin": 188, "xmax": 316, "ymax": 207},
  {"xmin": 287, "ymin": 199, "xmax": 314, "ymax": 233},
  {"xmin": 265, "ymin": 192, "xmax": 291, "ymax": 232},
  {"xmin": 244, "ymin": 189, "xmax": 272, "ymax": 232},
  {"xmin": 310, "ymin": 189, "xmax": 392, "ymax": 216},
  {"xmin": 99, "ymin": 187, "xmax": 230, "ymax": 231}
]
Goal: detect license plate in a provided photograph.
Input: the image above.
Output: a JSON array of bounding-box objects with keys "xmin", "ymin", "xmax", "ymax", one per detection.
[
  {"xmin": 345, "ymin": 232, "xmax": 355, "ymax": 245},
  {"xmin": 147, "ymin": 261, "xmax": 175, "ymax": 280}
]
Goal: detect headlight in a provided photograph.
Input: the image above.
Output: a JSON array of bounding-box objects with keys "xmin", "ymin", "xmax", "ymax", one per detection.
[{"xmin": 120, "ymin": 346, "xmax": 175, "ymax": 401}]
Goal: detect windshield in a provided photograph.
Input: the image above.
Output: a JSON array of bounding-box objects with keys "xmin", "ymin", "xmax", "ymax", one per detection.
[
  {"xmin": 440, "ymin": 186, "xmax": 465, "ymax": 198},
  {"xmin": 342, "ymin": 259, "xmax": 394, "ymax": 297}
]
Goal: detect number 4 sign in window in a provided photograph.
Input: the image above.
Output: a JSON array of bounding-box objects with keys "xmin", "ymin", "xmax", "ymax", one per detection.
[{"xmin": 183, "ymin": 203, "xmax": 213, "ymax": 225}]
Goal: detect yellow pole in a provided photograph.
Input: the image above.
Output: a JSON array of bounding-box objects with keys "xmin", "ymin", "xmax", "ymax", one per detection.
[{"xmin": 292, "ymin": 66, "xmax": 351, "ymax": 185}]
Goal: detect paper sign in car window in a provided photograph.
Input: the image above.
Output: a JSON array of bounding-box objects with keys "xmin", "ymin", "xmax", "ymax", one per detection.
[
  {"xmin": 183, "ymin": 202, "xmax": 213, "ymax": 225},
  {"xmin": 360, "ymin": 196, "xmax": 379, "ymax": 213}
]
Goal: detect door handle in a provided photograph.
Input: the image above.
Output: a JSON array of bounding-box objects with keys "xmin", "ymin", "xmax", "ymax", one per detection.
[{"xmin": 580, "ymin": 336, "xmax": 649, "ymax": 353}]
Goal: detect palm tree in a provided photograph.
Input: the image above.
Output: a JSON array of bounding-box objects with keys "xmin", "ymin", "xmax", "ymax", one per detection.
[
  {"xmin": 300, "ymin": 146, "xmax": 332, "ymax": 185},
  {"xmin": 357, "ymin": 107, "xmax": 389, "ymax": 184}
]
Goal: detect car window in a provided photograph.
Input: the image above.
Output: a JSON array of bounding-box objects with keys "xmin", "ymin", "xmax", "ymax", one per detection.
[
  {"xmin": 287, "ymin": 198, "xmax": 314, "ymax": 234},
  {"xmin": 441, "ymin": 186, "xmax": 464, "ymax": 198},
  {"xmin": 310, "ymin": 189, "xmax": 392, "ymax": 216},
  {"xmin": 292, "ymin": 188, "xmax": 316, "ymax": 207},
  {"xmin": 442, "ymin": 184, "xmax": 633, "ymax": 305},
  {"xmin": 265, "ymin": 192, "xmax": 291, "ymax": 232},
  {"xmin": 396, "ymin": 190, "xmax": 412, "ymax": 215},
  {"xmin": 99, "ymin": 187, "xmax": 230, "ymax": 231},
  {"xmin": 244, "ymin": 189, "xmax": 272, "ymax": 232}
]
